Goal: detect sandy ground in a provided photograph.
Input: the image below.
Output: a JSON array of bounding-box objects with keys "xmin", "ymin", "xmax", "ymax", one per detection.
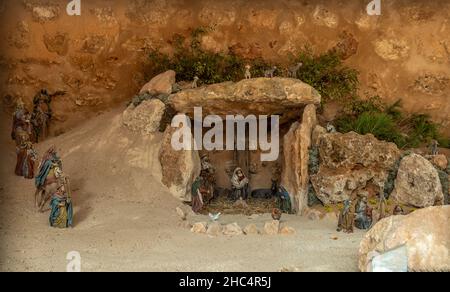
[{"xmin": 0, "ymin": 108, "xmax": 365, "ymax": 272}]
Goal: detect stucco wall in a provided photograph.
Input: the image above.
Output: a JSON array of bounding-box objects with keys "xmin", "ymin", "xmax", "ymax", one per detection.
[{"xmin": 0, "ymin": 0, "xmax": 449, "ymax": 134}]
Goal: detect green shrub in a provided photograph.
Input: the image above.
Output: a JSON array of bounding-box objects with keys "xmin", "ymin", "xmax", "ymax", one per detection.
[
  {"xmin": 336, "ymin": 111, "xmax": 405, "ymax": 146},
  {"xmin": 143, "ymin": 27, "xmax": 450, "ymax": 150},
  {"xmin": 145, "ymin": 27, "xmax": 271, "ymax": 85},
  {"xmin": 145, "ymin": 28, "xmax": 358, "ymax": 96},
  {"xmin": 354, "ymin": 112, "xmax": 397, "ymax": 138},
  {"xmin": 336, "ymin": 98, "xmax": 449, "ymax": 149},
  {"xmin": 294, "ymin": 50, "xmax": 359, "ymax": 102}
]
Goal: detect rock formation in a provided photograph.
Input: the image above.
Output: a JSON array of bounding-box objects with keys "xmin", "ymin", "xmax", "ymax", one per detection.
[
  {"xmin": 264, "ymin": 220, "xmax": 280, "ymax": 235},
  {"xmin": 281, "ymin": 104, "xmax": 317, "ymax": 213},
  {"xmin": 191, "ymin": 222, "xmax": 208, "ymax": 234},
  {"xmin": 206, "ymin": 222, "xmax": 223, "ymax": 237},
  {"xmin": 168, "ymin": 78, "xmax": 321, "ymax": 123},
  {"xmin": 139, "ymin": 70, "xmax": 176, "ymax": 95},
  {"xmin": 223, "ymin": 223, "xmax": 244, "ymax": 236},
  {"xmin": 279, "ymin": 226, "xmax": 296, "ymax": 235},
  {"xmin": 311, "ymin": 132, "xmax": 400, "ymax": 204},
  {"xmin": 391, "ymin": 154, "xmax": 444, "ymax": 208},
  {"xmin": 359, "ymin": 206, "xmax": 450, "ymax": 272},
  {"xmin": 429, "ymin": 154, "xmax": 449, "ymax": 171},
  {"xmin": 122, "ymin": 99, "xmax": 165, "ymax": 134},
  {"xmin": 243, "ymin": 224, "xmax": 259, "ymax": 235},
  {"xmin": 159, "ymin": 126, "xmax": 201, "ymax": 201}
]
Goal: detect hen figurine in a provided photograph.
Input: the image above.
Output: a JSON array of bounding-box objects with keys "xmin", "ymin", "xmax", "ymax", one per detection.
[{"xmin": 272, "ymin": 208, "xmax": 282, "ymax": 221}]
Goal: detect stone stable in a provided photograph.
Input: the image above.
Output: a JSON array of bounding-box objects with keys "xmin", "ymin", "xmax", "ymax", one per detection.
[
  {"xmin": 168, "ymin": 77, "xmax": 321, "ymax": 124},
  {"xmin": 160, "ymin": 77, "xmax": 321, "ymax": 209}
]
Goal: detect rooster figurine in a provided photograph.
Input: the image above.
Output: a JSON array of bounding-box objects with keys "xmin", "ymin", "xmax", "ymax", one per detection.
[{"xmin": 272, "ymin": 208, "xmax": 282, "ymax": 221}]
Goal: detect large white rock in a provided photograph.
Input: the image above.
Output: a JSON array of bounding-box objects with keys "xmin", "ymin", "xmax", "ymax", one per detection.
[
  {"xmin": 243, "ymin": 224, "xmax": 259, "ymax": 235},
  {"xmin": 264, "ymin": 220, "xmax": 280, "ymax": 235},
  {"xmin": 122, "ymin": 99, "xmax": 165, "ymax": 134},
  {"xmin": 206, "ymin": 222, "xmax": 223, "ymax": 237},
  {"xmin": 191, "ymin": 222, "xmax": 207, "ymax": 234},
  {"xmin": 280, "ymin": 226, "xmax": 296, "ymax": 235},
  {"xmin": 223, "ymin": 223, "xmax": 243, "ymax": 236},
  {"xmin": 140, "ymin": 70, "xmax": 176, "ymax": 95},
  {"xmin": 359, "ymin": 206, "xmax": 450, "ymax": 272},
  {"xmin": 391, "ymin": 154, "xmax": 444, "ymax": 208},
  {"xmin": 159, "ymin": 126, "xmax": 201, "ymax": 201}
]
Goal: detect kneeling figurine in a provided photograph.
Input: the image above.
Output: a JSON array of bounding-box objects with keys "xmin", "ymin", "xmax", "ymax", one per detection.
[{"xmin": 230, "ymin": 167, "xmax": 249, "ymax": 201}]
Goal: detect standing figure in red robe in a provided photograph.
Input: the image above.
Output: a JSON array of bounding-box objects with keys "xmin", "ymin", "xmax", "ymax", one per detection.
[{"xmin": 15, "ymin": 141, "xmax": 37, "ymax": 179}]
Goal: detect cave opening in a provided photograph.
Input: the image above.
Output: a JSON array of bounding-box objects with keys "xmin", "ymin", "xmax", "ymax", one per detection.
[{"xmin": 189, "ymin": 113, "xmax": 300, "ymax": 215}]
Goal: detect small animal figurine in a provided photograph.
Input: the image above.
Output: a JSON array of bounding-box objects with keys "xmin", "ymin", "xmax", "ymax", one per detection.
[
  {"xmin": 393, "ymin": 205, "xmax": 404, "ymax": 216},
  {"xmin": 244, "ymin": 64, "xmax": 252, "ymax": 79},
  {"xmin": 192, "ymin": 76, "xmax": 199, "ymax": 89},
  {"xmin": 430, "ymin": 139, "xmax": 439, "ymax": 156},
  {"xmin": 272, "ymin": 208, "xmax": 282, "ymax": 221},
  {"xmin": 288, "ymin": 62, "xmax": 303, "ymax": 78},
  {"xmin": 326, "ymin": 123, "xmax": 337, "ymax": 133},
  {"xmin": 264, "ymin": 66, "xmax": 277, "ymax": 78}
]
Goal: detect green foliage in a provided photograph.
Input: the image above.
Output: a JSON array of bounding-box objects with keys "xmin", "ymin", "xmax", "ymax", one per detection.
[
  {"xmin": 145, "ymin": 28, "xmax": 358, "ymax": 95},
  {"xmin": 146, "ymin": 50, "xmax": 172, "ymax": 81},
  {"xmin": 144, "ymin": 27, "xmax": 449, "ymax": 150},
  {"xmin": 344, "ymin": 95, "xmax": 384, "ymax": 115},
  {"xmin": 354, "ymin": 112, "xmax": 398, "ymax": 139},
  {"xmin": 336, "ymin": 98, "xmax": 450, "ymax": 149},
  {"xmin": 384, "ymin": 99, "xmax": 403, "ymax": 120},
  {"xmin": 145, "ymin": 27, "xmax": 271, "ymax": 85},
  {"xmin": 397, "ymin": 114, "xmax": 435, "ymax": 148},
  {"xmin": 294, "ymin": 50, "xmax": 359, "ymax": 102}
]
